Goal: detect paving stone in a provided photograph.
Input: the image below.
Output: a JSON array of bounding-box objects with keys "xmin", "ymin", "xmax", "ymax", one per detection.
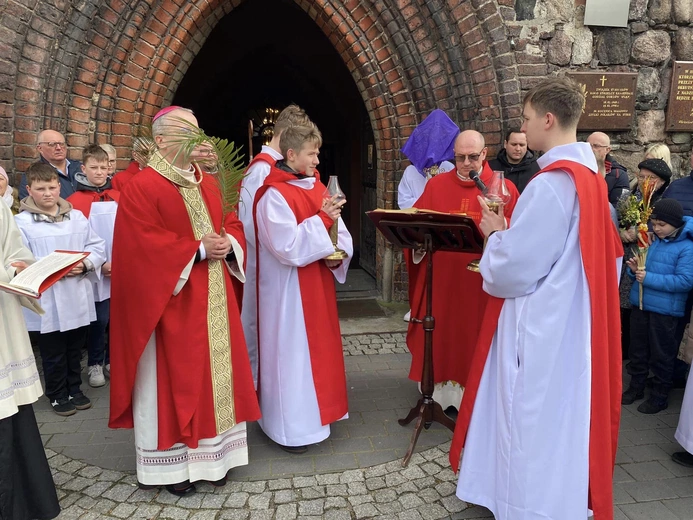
[
  {"xmin": 399, "ymin": 493, "xmax": 424, "ymax": 509},
  {"xmin": 398, "ymin": 511, "xmax": 424, "ymax": 520},
  {"xmin": 326, "ymin": 484, "xmax": 348, "ymax": 496},
  {"xmin": 160, "ymin": 506, "xmax": 191, "ymax": 519},
  {"xmin": 177, "ymin": 493, "xmax": 203, "ymax": 509},
  {"xmin": 621, "ymin": 480, "xmax": 678, "ymax": 501},
  {"xmin": 434, "ymin": 481, "xmax": 456, "ymax": 497},
  {"xmin": 275, "ymin": 489, "xmax": 297, "ymax": 504},
  {"xmin": 662, "ymin": 497, "xmax": 693, "ymax": 518},
  {"xmin": 249, "ymin": 512, "xmax": 273, "ymax": 520},
  {"xmin": 241, "ymin": 481, "xmax": 266, "ymax": 493},
  {"xmin": 418, "ymin": 503, "xmax": 450, "ymax": 520},
  {"xmin": 349, "ymin": 494, "xmax": 375, "ymax": 506},
  {"xmin": 101, "ymin": 483, "xmax": 136, "ymax": 502},
  {"xmin": 248, "ymin": 491, "xmax": 271, "ymax": 509},
  {"xmin": 315, "ymin": 473, "xmax": 340, "ymax": 485},
  {"xmin": 269, "ymin": 478, "xmax": 293, "ymax": 490},
  {"xmin": 622, "ymin": 461, "xmax": 675, "ymax": 481},
  {"xmin": 377, "ymin": 500, "xmax": 404, "ymax": 514},
  {"xmin": 224, "ymin": 492, "xmax": 249, "ymax": 508},
  {"xmin": 441, "ymin": 494, "xmax": 467, "ymax": 513},
  {"xmin": 354, "ymin": 503, "xmax": 380, "ymax": 519},
  {"xmin": 189, "ymin": 512, "xmax": 218, "ymax": 520},
  {"xmin": 366, "ymin": 476, "xmax": 387, "ymax": 490},
  {"xmin": 348, "ymin": 482, "xmax": 368, "ymax": 495},
  {"xmin": 298, "ymin": 499, "xmax": 325, "ymax": 515},
  {"xmin": 374, "ymin": 488, "xmax": 397, "ymax": 503},
  {"xmin": 300, "ymin": 486, "xmax": 326, "ymax": 499},
  {"xmin": 219, "ymin": 511, "xmax": 250, "ymax": 520},
  {"xmin": 275, "ymin": 503, "xmax": 297, "ymax": 520},
  {"xmin": 339, "ymin": 469, "xmax": 365, "ymax": 483},
  {"xmin": 293, "ymin": 476, "xmax": 318, "ymax": 488},
  {"xmin": 134, "ymin": 504, "xmax": 164, "ymax": 518},
  {"xmin": 325, "ymin": 496, "xmax": 348, "ymax": 509},
  {"xmin": 418, "ymin": 488, "xmax": 441, "ymax": 504},
  {"xmin": 109, "ymin": 503, "xmax": 137, "ymax": 519},
  {"xmin": 324, "ymin": 511, "xmax": 352, "ymax": 520},
  {"xmin": 200, "ymin": 493, "xmax": 227, "ymax": 509},
  {"xmin": 619, "ymin": 501, "xmax": 680, "ymax": 520}
]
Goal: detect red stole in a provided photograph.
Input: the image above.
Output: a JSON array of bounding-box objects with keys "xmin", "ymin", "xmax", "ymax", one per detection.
[
  {"xmin": 405, "ymin": 163, "xmax": 519, "ymax": 386},
  {"xmin": 254, "ymin": 167, "xmax": 348, "ymax": 425},
  {"xmin": 449, "ymin": 160, "xmax": 623, "ymax": 520},
  {"xmin": 67, "ymin": 188, "xmax": 120, "ymax": 218},
  {"xmin": 246, "ymin": 152, "xmax": 277, "ymax": 171}
]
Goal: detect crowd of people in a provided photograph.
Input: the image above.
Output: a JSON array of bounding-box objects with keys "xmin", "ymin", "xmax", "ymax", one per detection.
[{"xmin": 0, "ymin": 75, "xmax": 692, "ymax": 520}]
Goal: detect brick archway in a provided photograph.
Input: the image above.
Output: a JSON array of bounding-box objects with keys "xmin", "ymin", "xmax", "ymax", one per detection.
[{"xmin": 5, "ymin": 0, "xmax": 521, "ymax": 299}]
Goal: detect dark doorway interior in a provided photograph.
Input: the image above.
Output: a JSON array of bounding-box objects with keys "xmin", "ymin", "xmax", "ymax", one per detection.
[{"xmin": 173, "ymin": 0, "xmax": 377, "ymax": 274}]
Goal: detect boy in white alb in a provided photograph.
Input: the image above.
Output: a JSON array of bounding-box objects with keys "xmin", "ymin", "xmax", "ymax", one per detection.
[
  {"xmin": 15, "ymin": 163, "xmax": 106, "ymax": 416},
  {"xmin": 68, "ymin": 145, "xmax": 120, "ymax": 386}
]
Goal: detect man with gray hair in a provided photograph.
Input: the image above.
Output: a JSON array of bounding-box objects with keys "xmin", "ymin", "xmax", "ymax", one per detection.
[
  {"xmin": 587, "ymin": 131, "xmax": 630, "ymax": 205},
  {"xmin": 19, "ymin": 129, "xmax": 81, "ymax": 199},
  {"xmin": 108, "ymin": 106, "xmax": 260, "ymax": 496}
]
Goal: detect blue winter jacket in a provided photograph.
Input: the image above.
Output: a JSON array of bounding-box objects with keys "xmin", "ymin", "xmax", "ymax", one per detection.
[{"xmin": 628, "ymin": 216, "xmax": 693, "ymax": 316}]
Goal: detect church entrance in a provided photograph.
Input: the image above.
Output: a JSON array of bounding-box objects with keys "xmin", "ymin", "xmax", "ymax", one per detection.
[{"xmin": 172, "ymin": 0, "xmax": 378, "ymax": 279}]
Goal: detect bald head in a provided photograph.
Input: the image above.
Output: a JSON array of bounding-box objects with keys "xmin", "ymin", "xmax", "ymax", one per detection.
[
  {"xmin": 36, "ymin": 129, "xmax": 67, "ymax": 167},
  {"xmin": 454, "ymin": 130, "xmax": 487, "ymax": 179},
  {"xmin": 152, "ymin": 107, "xmax": 199, "ymax": 169},
  {"xmin": 587, "ymin": 131, "xmax": 611, "ymax": 167}
]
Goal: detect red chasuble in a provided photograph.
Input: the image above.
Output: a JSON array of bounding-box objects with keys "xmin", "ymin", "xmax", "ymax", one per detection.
[
  {"xmin": 449, "ymin": 160, "xmax": 623, "ymax": 520},
  {"xmin": 108, "ymin": 167, "xmax": 260, "ymax": 449},
  {"xmin": 67, "ymin": 188, "xmax": 120, "ymax": 218},
  {"xmin": 406, "ymin": 163, "xmax": 519, "ymax": 387},
  {"xmin": 254, "ymin": 166, "xmax": 348, "ymax": 425},
  {"xmin": 111, "ymin": 161, "xmax": 141, "ymax": 191}
]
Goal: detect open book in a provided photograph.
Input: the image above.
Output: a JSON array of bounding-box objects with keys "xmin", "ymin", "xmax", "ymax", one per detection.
[{"xmin": 0, "ymin": 250, "xmax": 90, "ymax": 299}]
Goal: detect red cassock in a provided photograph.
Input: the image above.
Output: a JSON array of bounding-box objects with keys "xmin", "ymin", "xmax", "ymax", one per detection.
[
  {"xmin": 108, "ymin": 167, "xmax": 260, "ymax": 450},
  {"xmin": 406, "ymin": 163, "xmax": 519, "ymax": 387},
  {"xmin": 111, "ymin": 161, "xmax": 141, "ymax": 191},
  {"xmin": 67, "ymin": 188, "xmax": 120, "ymax": 218}
]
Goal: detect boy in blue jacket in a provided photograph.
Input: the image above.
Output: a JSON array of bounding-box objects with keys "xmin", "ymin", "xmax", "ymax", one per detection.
[{"xmin": 623, "ymin": 198, "xmax": 693, "ymax": 414}]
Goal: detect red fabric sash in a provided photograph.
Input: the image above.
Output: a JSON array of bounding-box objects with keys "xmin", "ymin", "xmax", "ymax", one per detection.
[
  {"xmin": 253, "ymin": 167, "xmax": 348, "ymax": 424},
  {"xmin": 449, "ymin": 160, "xmax": 623, "ymax": 520},
  {"xmin": 246, "ymin": 152, "xmax": 277, "ymax": 171}
]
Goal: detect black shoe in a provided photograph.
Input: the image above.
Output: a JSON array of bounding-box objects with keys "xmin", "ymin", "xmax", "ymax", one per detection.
[
  {"xmin": 69, "ymin": 392, "xmax": 92, "ymax": 410},
  {"xmin": 637, "ymin": 397, "xmax": 668, "ymax": 414},
  {"xmin": 672, "ymin": 451, "xmax": 693, "ymax": 467},
  {"xmin": 51, "ymin": 397, "xmax": 76, "ymax": 416},
  {"xmin": 207, "ymin": 476, "xmax": 227, "ymax": 487},
  {"xmin": 165, "ymin": 481, "xmax": 195, "ymax": 497},
  {"xmin": 137, "ymin": 482, "xmax": 157, "ymax": 491},
  {"xmin": 622, "ymin": 387, "xmax": 645, "ymax": 405},
  {"xmin": 279, "ymin": 444, "xmax": 308, "ymax": 454}
]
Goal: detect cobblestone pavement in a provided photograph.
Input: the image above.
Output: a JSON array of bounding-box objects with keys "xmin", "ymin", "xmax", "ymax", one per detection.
[{"xmin": 37, "ymin": 332, "xmax": 693, "ymax": 519}]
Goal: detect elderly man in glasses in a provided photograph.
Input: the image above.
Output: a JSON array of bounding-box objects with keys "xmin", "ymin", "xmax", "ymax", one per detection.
[
  {"xmin": 405, "ymin": 129, "xmax": 520, "ymax": 414},
  {"xmin": 19, "ymin": 130, "xmax": 81, "ymax": 199}
]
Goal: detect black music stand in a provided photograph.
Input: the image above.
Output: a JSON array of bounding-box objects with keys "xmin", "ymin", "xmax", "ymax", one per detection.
[{"xmin": 367, "ymin": 210, "xmax": 484, "ymax": 466}]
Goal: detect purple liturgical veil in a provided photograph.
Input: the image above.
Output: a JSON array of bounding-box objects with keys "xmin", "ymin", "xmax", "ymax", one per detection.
[{"xmin": 401, "ymin": 109, "xmax": 460, "ymax": 177}]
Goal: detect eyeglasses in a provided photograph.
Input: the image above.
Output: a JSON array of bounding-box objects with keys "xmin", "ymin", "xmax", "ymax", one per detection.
[
  {"xmin": 589, "ymin": 143, "xmax": 610, "ymax": 149},
  {"xmin": 108, "ymin": 160, "xmax": 116, "ymax": 164},
  {"xmin": 38, "ymin": 141, "xmax": 66, "ymax": 149},
  {"xmin": 454, "ymin": 151, "xmax": 484, "ymax": 163}
]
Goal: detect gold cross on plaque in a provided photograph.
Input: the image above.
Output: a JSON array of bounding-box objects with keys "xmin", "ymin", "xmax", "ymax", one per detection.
[{"xmin": 600, "ymin": 75, "xmax": 607, "ymax": 87}]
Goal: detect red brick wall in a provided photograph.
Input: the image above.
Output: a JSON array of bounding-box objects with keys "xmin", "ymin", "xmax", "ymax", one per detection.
[{"xmin": 0, "ymin": 0, "xmax": 525, "ymax": 300}]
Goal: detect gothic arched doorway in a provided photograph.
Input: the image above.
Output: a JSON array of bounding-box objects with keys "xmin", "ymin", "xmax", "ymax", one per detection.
[{"xmin": 172, "ymin": 0, "xmax": 378, "ymax": 277}]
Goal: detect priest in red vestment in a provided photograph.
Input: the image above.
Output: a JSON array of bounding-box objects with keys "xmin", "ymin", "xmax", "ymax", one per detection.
[
  {"xmin": 406, "ymin": 130, "xmax": 519, "ymax": 410},
  {"xmin": 108, "ymin": 106, "xmax": 260, "ymax": 497}
]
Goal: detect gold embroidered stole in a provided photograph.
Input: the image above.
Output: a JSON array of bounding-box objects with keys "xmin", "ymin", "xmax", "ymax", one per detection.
[{"xmin": 148, "ymin": 151, "xmax": 236, "ymax": 434}]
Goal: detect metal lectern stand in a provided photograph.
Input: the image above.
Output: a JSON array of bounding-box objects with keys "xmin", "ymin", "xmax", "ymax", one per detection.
[{"xmin": 366, "ymin": 211, "xmax": 484, "ymax": 466}]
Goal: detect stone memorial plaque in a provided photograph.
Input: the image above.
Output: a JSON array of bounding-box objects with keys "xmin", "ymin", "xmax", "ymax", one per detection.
[
  {"xmin": 666, "ymin": 61, "xmax": 693, "ymax": 132},
  {"xmin": 567, "ymin": 72, "xmax": 637, "ymax": 131},
  {"xmin": 584, "ymin": 0, "xmax": 629, "ymax": 28}
]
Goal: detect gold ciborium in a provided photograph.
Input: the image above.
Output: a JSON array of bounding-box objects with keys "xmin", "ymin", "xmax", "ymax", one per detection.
[
  {"xmin": 467, "ymin": 170, "xmax": 511, "ymax": 273},
  {"xmin": 324, "ymin": 176, "xmax": 349, "ymax": 260}
]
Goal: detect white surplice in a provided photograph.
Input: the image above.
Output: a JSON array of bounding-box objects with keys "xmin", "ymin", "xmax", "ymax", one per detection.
[
  {"xmin": 15, "ymin": 209, "xmax": 106, "ymax": 333},
  {"xmin": 397, "ymin": 161, "xmax": 454, "ymax": 209},
  {"xmin": 676, "ymin": 375, "xmax": 693, "ymax": 453},
  {"xmin": 88, "ymin": 200, "xmax": 117, "ymax": 302},
  {"xmin": 133, "ymin": 163, "xmax": 249, "ymax": 485},
  {"xmin": 456, "ymin": 143, "xmax": 619, "ymax": 520},
  {"xmin": 238, "ymin": 145, "xmax": 283, "ymax": 385},
  {"xmin": 255, "ymin": 177, "xmax": 353, "ymax": 446},
  {"xmin": 0, "ymin": 201, "xmax": 43, "ymax": 421}
]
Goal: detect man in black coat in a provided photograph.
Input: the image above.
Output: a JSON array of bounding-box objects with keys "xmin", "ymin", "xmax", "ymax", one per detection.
[
  {"xmin": 18, "ymin": 130, "xmax": 81, "ymax": 199},
  {"xmin": 487, "ymin": 129, "xmax": 540, "ymax": 193},
  {"xmin": 587, "ymin": 132, "xmax": 630, "ymax": 205}
]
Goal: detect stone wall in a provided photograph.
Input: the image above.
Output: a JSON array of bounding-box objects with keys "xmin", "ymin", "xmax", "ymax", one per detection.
[{"xmin": 507, "ymin": 0, "xmax": 692, "ymax": 177}]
